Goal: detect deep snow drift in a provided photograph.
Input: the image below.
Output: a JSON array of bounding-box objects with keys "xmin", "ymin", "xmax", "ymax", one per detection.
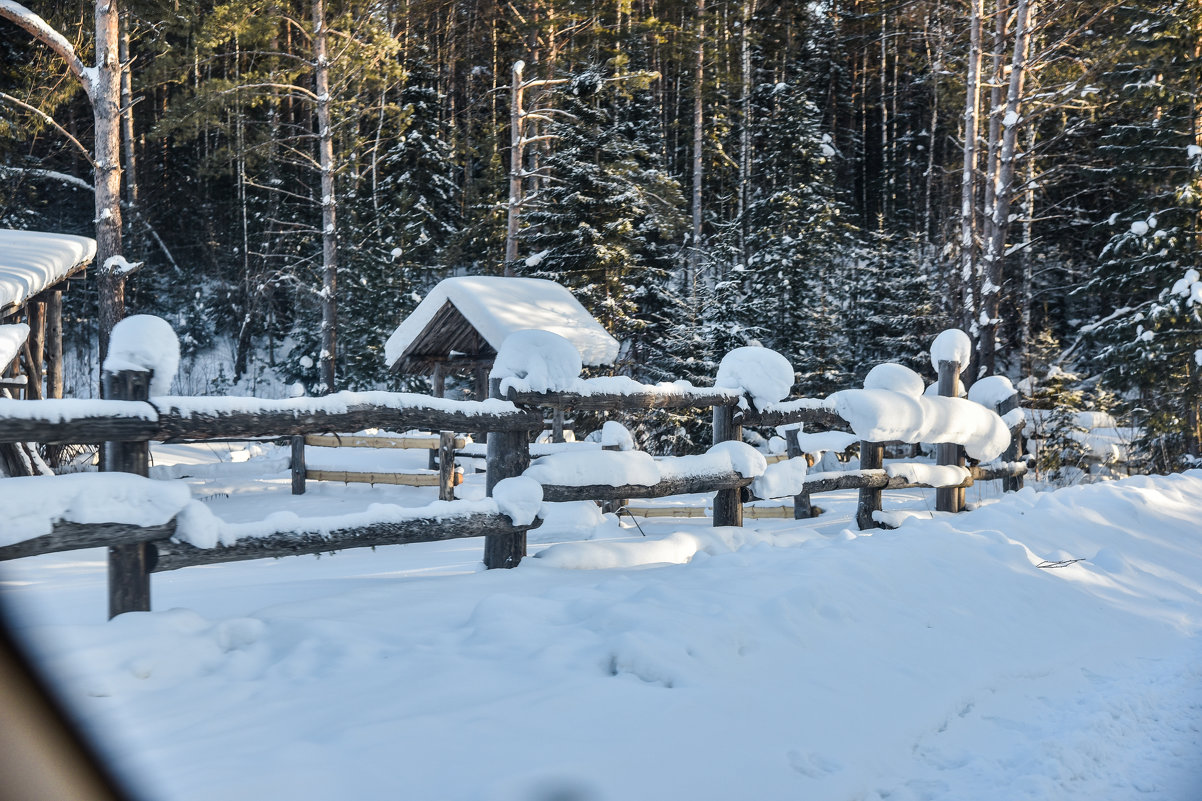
[{"xmin": 2, "ymin": 456, "xmax": 1201, "ymax": 801}]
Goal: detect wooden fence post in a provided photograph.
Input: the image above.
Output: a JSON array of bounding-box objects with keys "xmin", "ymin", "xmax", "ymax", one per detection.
[
  {"xmin": 997, "ymin": 392, "xmax": 1024, "ymax": 492},
  {"xmin": 103, "ymin": 368, "xmax": 153, "ymax": 618},
  {"xmin": 785, "ymin": 428, "xmax": 814, "ymax": 519},
  {"xmin": 600, "ymin": 442, "xmax": 627, "ymax": 515},
  {"xmin": 855, "ymin": 440, "xmax": 884, "ymax": 529},
  {"xmin": 712, "ymin": 404, "xmax": 743, "ymax": 527},
  {"xmin": 291, "ymin": 435, "xmax": 306, "ymax": 495},
  {"xmin": 935, "ymin": 360, "xmax": 965, "ymax": 513},
  {"xmin": 484, "ymin": 377, "xmax": 531, "ymax": 568},
  {"xmin": 438, "ymin": 430, "xmax": 456, "ymax": 501}
]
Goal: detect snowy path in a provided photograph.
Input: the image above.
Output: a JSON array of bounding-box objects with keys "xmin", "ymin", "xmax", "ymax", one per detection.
[{"xmin": 2, "ymin": 458, "xmax": 1201, "ymax": 801}]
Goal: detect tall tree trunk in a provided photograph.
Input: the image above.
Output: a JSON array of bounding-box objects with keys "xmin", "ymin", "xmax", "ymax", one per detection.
[
  {"xmin": 958, "ymin": 0, "xmax": 983, "ymax": 346},
  {"xmin": 979, "ymin": 0, "xmax": 1031, "ymax": 376},
  {"xmin": 94, "ymin": 0, "xmax": 125, "ymax": 386},
  {"xmin": 505, "ymin": 60, "xmax": 525, "ymax": 270},
  {"xmin": 738, "ymin": 0, "xmax": 753, "ymax": 270},
  {"xmin": 314, "ymin": 0, "xmax": 338, "ymax": 394},
  {"xmin": 690, "ymin": 0, "xmax": 705, "ymax": 293}
]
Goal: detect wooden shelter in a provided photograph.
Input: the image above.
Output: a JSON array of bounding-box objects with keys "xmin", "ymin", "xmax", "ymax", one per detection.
[
  {"xmin": 0, "ymin": 229, "xmax": 96, "ymax": 401},
  {"xmin": 0, "ymin": 229, "xmax": 96, "ymax": 476},
  {"xmin": 385, "ymin": 276, "xmax": 620, "ymax": 399}
]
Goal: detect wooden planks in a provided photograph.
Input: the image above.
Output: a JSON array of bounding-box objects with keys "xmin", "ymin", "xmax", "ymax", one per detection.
[
  {"xmin": 304, "ymin": 433, "xmax": 468, "ymax": 450},
  {"xmin": 305, "ymin": 469, "xmax": 463, "ymax": 487}
]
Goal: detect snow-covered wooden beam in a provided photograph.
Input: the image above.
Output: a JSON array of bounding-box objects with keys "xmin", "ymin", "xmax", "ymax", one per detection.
[
  {"xmin": 505, "ymin": 384, "xmax": 742, "ymax": 412},
  {"xmin": 797, "ymin": 462, "xmax": 1027, "ymax": 496},
  {"xmin": 0, "ymin": 519, "xmax": 176, "ymax": 562},
  {"xmin": 0, "ymin": 393, "xmax": 542, "ymax": 444},
  {"xmin": 539, "ymin": 471, "xmax": 754, "ymax": 503},
  {"xmin": 153, "ymin": 513, "xmax": 538, "ymax": 572}
]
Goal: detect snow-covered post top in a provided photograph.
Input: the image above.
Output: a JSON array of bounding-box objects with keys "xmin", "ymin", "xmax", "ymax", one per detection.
[
  {"xmin": 101, "ymin": 314, "xmax": 180, "ymax": 397},
  {"xmin": 490, "ymin": 329, "xmax": 583, "ymax": 395},
  {"xmin": 715, "ymin": 346, "xmax": 795, "ymax": 411},
  {"xmin": 929, "ymin": 329, "xmax": 972, "ymax": 382}
]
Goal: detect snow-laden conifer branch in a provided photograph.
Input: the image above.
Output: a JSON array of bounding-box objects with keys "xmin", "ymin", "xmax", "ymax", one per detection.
[{"xmin": 0, "ymin": 1, "xmax": 91, "ymax": 95}]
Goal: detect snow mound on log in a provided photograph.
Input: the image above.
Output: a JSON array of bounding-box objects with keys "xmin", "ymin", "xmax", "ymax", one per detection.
[
  {"xmin": 827, "ymin": 388, "xmax": 1010, "ymax": 461},
  {"xmin": 967, "ymin": 375, "xmax": 1018, "ymax": 409},
  {"xmin": 863, "ymin": 363, "xmax": 925, "ymax": 397},
  {"xmin": 491, "ymin": 329, "xmax": 582, "ymax": 394},
  {"xmin": 1, "ymin": 473, "xmax": 192, "ymax": 547},
  {"xmin": 103, "ymin": 315, "xmax": 180, "ymax": 396},
  {"xmin": 716, "ymin": 346, "xmax": 795, "ymax": 409},
  {"xmin": 601, "ymin": 420, "xmax": 635, "ymax": 451}
]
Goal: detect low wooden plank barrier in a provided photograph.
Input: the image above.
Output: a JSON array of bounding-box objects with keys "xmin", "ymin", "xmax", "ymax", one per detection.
[{"xmin": 291, "ymin": 431, "xmax": 464, "ymax": 499}]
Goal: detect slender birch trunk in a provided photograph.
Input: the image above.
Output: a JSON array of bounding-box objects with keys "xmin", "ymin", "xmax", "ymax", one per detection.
[
  {"xmin": 958, "ymin": 0, "xmax": 983, "ymax": 340},
  {"xmin": 314, "ymin": 0, "xmax": 338, "ymax": 394},
  {"xmin": 690, "ymin": 0, "xmax": 705, "ymax": 293}
]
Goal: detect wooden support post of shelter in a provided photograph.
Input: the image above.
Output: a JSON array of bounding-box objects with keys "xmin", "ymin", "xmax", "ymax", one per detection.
[
  {"xmin": 785, "ymin": 428, "xmax": 815, "ymax": 519},
  {"xmin": 599, "ymin": 441, "xmax": 626, "ymax": 515},
  {"xmin": 429, "ymin": 362, "xmax": 446, "ymax": 469},
  {"xmin": 855, "ymin": 440, "xmax": 884, "ymax": 529},
  {"xmin": 712, "ymin": 404, "xmax": 743, "ymax": 527},
  {"xmin": 484, "ymin": 378, "xmax": 531, "ymax": 568},
  {"xmin": 104, "ymin": 368, "xmax": 153, "ymax": 618},
  {"xmin": 935, "ymin": 360, "xmax": 965, "ymax": 512}
]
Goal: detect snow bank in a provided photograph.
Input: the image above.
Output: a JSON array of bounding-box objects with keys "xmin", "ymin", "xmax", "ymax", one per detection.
[
  {"xmin": 524, "ymin": 449, "xmax": 660, "ymax": 488},
  {"xmin": 828, "ymin": 388, "xmax": 1011, "ymax": 461},
  {"xmin": 863, "ymin": 363, "xmax": 925, "ymax": 397},
  {"xmin": 715, "ymin": 346, "xmax": 795, "ymax": 409},
  {"xmin": 1, "ymin": 473, "xmax": 192, "ymax": 547},
  {"xmin": 929, "ymin": 328, "xmax": 973, "ymax": 369},
  {"xmin": 0, "ymin": 322, "xmax": 30, "ymax": 368},
  {"xmin": 103, "ymin": 315, "xmax": 180, "ymax": 396},
  {"xmin": 534, "ymin": 526, "xmax": 803, "ymax": 569},
  {"xmin": 490, "ymin": 329, "xmax": 583, "ymax": 394}
]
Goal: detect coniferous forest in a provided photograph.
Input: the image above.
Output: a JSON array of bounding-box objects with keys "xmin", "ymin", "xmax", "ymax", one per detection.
[{"xmin": 1, "ymin": 0, "xmax": 1200, "ymax": 469}]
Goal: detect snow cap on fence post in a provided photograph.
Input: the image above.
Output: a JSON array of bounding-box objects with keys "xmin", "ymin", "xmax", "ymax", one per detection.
[
  {"xmin": 929, "ymin": 329, "xmax": 972, "ymax": 372},
  {"xmin": 490, "ymin": 329, "xmax": 583, "ymax": 394},
  {"xmin": 715, "ymin": 346, "xmax": 795, "ymax": 410},
  {"xmin": 102, "ymin": 314, "xmax": 180, "ymax": 396},
  {"xmin": 863, "ymin": 363, "xmax": 925, "ymax": 397}
]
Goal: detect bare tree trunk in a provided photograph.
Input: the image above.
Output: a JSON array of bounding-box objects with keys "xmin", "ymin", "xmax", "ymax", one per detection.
[
  {"xmin": 505, "ymin": 60, "xmax": 525, "ymax": 270},
  {"xmin": 94, "ymin": 0, "xmax": 126, "ymax": 385},
  {"xmin": 690, "ymin": 0, "xmax": 705, "ymax": 293},
  {"xmin": 958, "ymin": 0, "xmax": 983, "ymax": 339},
  {"xmin": 118, "ymin": 10, "xmax": 137, "ymax": 209},
  {"xmin": 314, "ymin": 0, "xmax": 338, "ymax": 394},
  {"xmin": 980, "ymin": 0, "xmax": 1031, "ymax": 376},
  {"xmin": 738, "ymin": 0, "xmax": 753, "ymax": 270}
]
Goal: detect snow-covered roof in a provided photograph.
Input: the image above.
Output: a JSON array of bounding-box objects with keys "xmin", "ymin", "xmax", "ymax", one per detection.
[
  {"xmin": 385, "ymin": 276, "xmax": 620, "ymax": 372},
  {"xmin": 0, "ymin": 229, "xmax": 96, "ymax": 315}
]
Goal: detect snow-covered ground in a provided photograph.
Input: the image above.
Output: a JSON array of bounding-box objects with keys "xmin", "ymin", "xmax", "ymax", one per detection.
[{"xmin": 2, "ymin": 443, "xmax": 1201, "ymax": 801}]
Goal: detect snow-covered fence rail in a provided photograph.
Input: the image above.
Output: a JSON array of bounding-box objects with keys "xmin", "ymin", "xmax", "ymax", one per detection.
[{"xmin": 0, "ymin": 393, "xmax": 541, "ymax": 445}]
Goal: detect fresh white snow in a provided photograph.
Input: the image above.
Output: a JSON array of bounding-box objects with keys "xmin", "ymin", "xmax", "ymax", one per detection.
[
  {"xmin": 0, "ymin": 322, "xmax": 30, "ymax": 368},
  {"xmin": 3, "ymin": 464, "xmax": 1201, "ymax": 801},
  {"xmin": 929, "ymin": 328, "xmax": 973, "ymax": 369},
  {"xmin": 715, "ymin": 346, "xmax": 795, "ymax": 409},
  {"xmin": 490, "ymin": 329, "xmax": 583, "ymax": 394},
  {"xmin": 862, "ymin": 362, "xmax": 925, "ymax": 397},
  {"xmin": 102, "ymin": 315, "xmax": 181, "ymax": 396},
  {"xmin": 0, "ymin": 228, "xmax": 96, "ymax": 311}
]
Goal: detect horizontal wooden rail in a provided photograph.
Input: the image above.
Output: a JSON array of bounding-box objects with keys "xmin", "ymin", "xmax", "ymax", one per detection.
[
  {"xmin": 799, "ymin": 462, "xmax": 1027, "ymax": 495},
  {"xmin": 741, "ymin": 405, "xmax": 845, "ymax": 430},
  {"xmin": 0, "ymin": 520, "xmax": 176, "ymax": 562},
  {"xmin": 152, "ymin": 512, "xmax": 537, "ymax": 572},
  {"xmin": 304, "ymin": 434, "xmax": 468, "ymax": 450},
  {"xmin": 505, "ymin": 387, "xmax": 741, "ymax": 412},
  {"xmin": 540, "ymin": 471, "xmax": 753, "ymax": 503},
  {"xmin": 305, "ymin": 469, "xmax": 464, "ymax": 487}
]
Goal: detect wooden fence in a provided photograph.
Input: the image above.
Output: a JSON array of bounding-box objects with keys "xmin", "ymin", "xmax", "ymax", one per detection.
[{"xmin": 0, "ymin": 353, "xmax": 1026, "ymax": 618}]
